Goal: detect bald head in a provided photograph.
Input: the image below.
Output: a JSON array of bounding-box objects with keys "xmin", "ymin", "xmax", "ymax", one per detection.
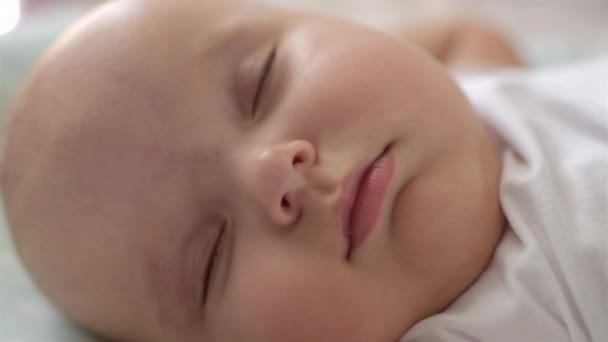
[
  {"xmin": 0, "ymin": 0, "xmax": 242, "ymax": 340},
  {"xmin": 1, "ymin": 0, "xmax": 506, "ymax": 341}
]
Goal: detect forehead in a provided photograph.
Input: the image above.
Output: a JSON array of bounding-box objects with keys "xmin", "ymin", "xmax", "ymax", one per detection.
[
  {"xmin": 116, "ymin": 0, "xmax": 278, "ymax": 59},
  {"xmin": 38, "ymin": 0, "xmax": 265, "ymax": 224},
  {"xmin": 37, "ymin": 1, "xmax": 256, "ymax": 170},
  {"xmin": 27, "ymin": 0, "xmax": 296, "ymax": 218},
  {"xmin": 47, "ymin": 0, "xmax": 287, "ymax": 130}
]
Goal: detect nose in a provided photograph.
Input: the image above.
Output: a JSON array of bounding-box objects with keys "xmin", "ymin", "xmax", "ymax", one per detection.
[{"xmin": 242, "ymin": 140, "xmax": 316, "ymax": 227}]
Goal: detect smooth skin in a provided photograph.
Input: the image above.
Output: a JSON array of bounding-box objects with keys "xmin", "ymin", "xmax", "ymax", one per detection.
[
  {"xmin": 396, "ymin": 16, "xmax": 523, "ymax": 67},
  {"xmin": 1, "ymin": 1, "xmax": 506, "ymax": 341}
]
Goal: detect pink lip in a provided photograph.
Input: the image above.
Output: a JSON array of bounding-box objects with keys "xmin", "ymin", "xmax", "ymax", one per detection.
[{"xmin": 339, "ymin": 144, "xmax": 394, "ymax": 259}]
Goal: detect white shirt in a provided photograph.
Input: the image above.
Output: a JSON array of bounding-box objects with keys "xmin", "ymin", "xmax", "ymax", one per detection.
[{"xmin": 401, "ymin": 58, "xmax": 608, "ymax": 342}]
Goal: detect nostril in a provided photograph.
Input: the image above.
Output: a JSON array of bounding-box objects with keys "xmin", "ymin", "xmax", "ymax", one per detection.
[
  {"xmin": 293, "ymin": 154, "xmax": 304, "ymax": 166},
  {"xmin": 289, "ymin": 140, "xmax": 316, "ymax": 167},
  {"xmin": 280, "ymin": 194, "xmax": 301, "ymax": 224},
  {"xmin": 281, "ymin": 196, "xmax": 290, "ymax": 209}
]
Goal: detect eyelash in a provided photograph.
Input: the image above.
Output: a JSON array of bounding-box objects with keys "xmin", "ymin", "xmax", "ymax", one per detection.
[
  {"xmin": 202, "ymin": 222, "xmax": 226, "ymax": 305},
  {"xmin": 251, "ymin": 46, "xmax": 277, "ymax": 115}
]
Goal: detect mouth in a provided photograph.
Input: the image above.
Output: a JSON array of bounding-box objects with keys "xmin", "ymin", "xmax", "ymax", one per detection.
[{"xmin": 339, "ymin": 143, "xmax": 395, "ymax": 260}]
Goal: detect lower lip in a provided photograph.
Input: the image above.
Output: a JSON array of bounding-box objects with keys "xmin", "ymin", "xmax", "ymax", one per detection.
[{"xmin": 347, "ymin": 146, "xmax": 394, "ymax": 257}]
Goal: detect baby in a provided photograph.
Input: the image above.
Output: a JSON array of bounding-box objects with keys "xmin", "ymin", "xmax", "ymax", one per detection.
[{"xmin": 1, "ymin": 0, "xmax": 606, "ymax": 341}]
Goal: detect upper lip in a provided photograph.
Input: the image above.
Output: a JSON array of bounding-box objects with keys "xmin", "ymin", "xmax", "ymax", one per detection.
[{"xmin": 337, "ymin": 145, "xmax": 390, "ymax": 258}]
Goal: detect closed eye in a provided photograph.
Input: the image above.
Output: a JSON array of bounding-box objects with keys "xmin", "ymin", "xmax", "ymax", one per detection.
[
  {"xmin": 251, "ymin": 45, "xmax": 277, "ymax": 115},
  {"xmin": 202, "ymin": 223, "xmax": 226, "ymax": 306}
]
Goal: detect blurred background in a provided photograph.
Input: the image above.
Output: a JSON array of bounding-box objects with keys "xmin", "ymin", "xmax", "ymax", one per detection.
[{"xmin": 0, "ymin": 1, "xmax": 607, "ymax": 341}]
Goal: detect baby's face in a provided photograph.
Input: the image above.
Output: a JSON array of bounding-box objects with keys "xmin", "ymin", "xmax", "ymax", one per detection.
[{"xmin": 4, "ymin": 0, "xmax": 505, "ymax": 341}]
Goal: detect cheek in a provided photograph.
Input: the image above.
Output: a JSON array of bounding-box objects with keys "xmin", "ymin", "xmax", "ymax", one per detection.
[
  {"xmin": 280, "ymin": 30, "xmax": 437, "ymax": 145},
  {"xmin": 214, "ymin": 255, "xmax": 390, "ymax": 341},
  {"xmin": 390, "ymin": 155, "xmax": 500, "ymax": 307}
]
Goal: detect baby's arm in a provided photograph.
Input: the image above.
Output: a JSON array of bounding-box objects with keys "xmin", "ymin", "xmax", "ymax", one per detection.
[{"xmin": 394, "ymin": 17, "xmax": 524, "ymax": 67}]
